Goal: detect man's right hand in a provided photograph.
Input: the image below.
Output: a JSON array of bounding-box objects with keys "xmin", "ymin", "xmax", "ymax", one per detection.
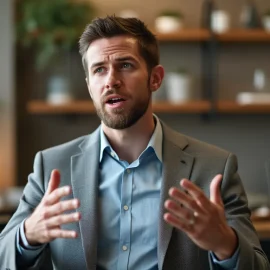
[{"xmin": 24, "ymin": 170, "xmax": 81, "ymax": 246}]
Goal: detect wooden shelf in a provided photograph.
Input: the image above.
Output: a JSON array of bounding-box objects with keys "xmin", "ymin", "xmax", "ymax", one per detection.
[
  {"xmin": 216, "ymin": 29, "xmax": 270, "ymax": 42},
  {"xmin": 27, "ymin": 100, "xmax": 96, "ymax": 114},
  {"xmin": 155, "ymin": 29, "xmax": 211, "ymax": 42},
  {"xmin": 27, "ymin": 100, "xmax": 211, "ymax": 114},
  {"xmin": 153, "ymin": 100, "xmax": 211, "ymax": 113},
  {"xmin": 216, "ymin": 101, "xmax": 270, "ymax": 114},
  {"xmin": 27, "ymin": 100, "xmax": 270, "ymax": 115},
  {"xmin": 153, "ymin": 29, "xmax": 270, "ymax": 42}
]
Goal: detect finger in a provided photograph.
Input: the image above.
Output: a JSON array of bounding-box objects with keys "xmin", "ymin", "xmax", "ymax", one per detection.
[
  {"xmin": 43, "ymin": 186, "xmax": 72, "ymax": 206},
  {"xmin": 46, "ymin": 170, "xmax": 61, "ymax": 195},
  {"xmin": 44, "ymin": 198, "xmax": 80, "ymax": 217},
  {"xmin": 210, "ymin": 174, "xmax": 223, "ymax": 206},
  {"xmin": 164, "ymin": 199, "xmax": 197, "ymax": 223},
  {"xmin": 168, "ymin": 187, "xmax": 204, "ymax": 215},
  {"xmin": 163, "ymin": 212, "xmax": 194, "ymax": 233},
  {"xmin": 47, "ymin": 229, "xmax": 78, "ymax": 240},
  {"xmin": 180, "ymin": 179, "xmax": 210, "ymax": 208},
  {"xmin": 46, "ymin": 212, "xmax": 81, "ymax": 228}
]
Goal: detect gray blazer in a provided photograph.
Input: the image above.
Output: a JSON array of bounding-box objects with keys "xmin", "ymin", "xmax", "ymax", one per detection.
[{"xmin": 0, "ymin": 122, "xmax": 269, "ymax": 270}]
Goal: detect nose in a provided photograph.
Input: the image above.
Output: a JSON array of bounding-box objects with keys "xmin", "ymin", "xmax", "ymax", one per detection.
[{"xmin": 105, "ymin": 69, "xmax": 121, "ymax": 89}]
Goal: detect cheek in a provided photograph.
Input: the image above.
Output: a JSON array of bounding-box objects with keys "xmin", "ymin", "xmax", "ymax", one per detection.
[{"xmin": 89, "ymin": 79, "xmax": 103, "ymax": 98}]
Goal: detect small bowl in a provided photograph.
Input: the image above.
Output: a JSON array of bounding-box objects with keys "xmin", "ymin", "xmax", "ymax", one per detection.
[{"xmin": 155, "ymin": 16, "xmax": 183, "ymax": 33}]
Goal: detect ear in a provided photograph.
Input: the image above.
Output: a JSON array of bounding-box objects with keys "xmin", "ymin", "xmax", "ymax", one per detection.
[
  {"xmin": 149, "ymin": 65, "xmax": 165, "ymax": 92},
  {"xmin": 85, "ymin": 77, "xmax": 93, "ymax": 99}
]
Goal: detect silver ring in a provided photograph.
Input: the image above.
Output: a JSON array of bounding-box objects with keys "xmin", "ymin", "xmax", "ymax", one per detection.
[
  {"xmin": 188, "ymin": 212, "xmax": 198, "ymax": 226},
  {"xmin": 188, "ymin": 218, "xmax": 195, "ymax": 225}
]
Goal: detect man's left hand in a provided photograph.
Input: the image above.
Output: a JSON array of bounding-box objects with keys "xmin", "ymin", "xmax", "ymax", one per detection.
[{"xmin": 164, "ymin": 174, "xmax": 238, "ymax": 260}]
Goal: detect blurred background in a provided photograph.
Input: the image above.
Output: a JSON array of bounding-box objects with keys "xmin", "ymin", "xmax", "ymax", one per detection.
[{"xmin": 1, "ymin": 0, "xmax": 270, "ymax": 252}]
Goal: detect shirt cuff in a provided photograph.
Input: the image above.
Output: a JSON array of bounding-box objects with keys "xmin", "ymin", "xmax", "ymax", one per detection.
[
  {"xmin": 16, "ymin": 219, "xmax": 45, "ymax": 255},
  {"xmin": 211, "ymin": 245, "xmax": 240, "ymax": 270}
]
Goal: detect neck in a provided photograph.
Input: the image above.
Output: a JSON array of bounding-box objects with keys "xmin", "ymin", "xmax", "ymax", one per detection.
[{"xmin": 102, "ymin": 105, "xmax": 155, "ymax": 163}]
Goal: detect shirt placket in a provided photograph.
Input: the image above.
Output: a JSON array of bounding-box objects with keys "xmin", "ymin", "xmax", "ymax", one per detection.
[{"xmin": 117, "ymin": 166, "xmax": 133, "ymax": 270}]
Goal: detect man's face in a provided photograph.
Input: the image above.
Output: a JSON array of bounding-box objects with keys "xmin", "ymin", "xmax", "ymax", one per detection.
[{"xmin": 85, "ymin": 35, "xmax": 152, "ymax": 129}]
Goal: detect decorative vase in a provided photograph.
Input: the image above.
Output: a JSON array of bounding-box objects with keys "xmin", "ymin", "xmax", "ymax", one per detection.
[
  {"xmin": 46, "ymin": 75, "xmax": 73, "ymax": 104},
  {"xmin": 240, "ymin": 0, "xmax": 261, "ymax": 28},
  {"xmin": 165, "ymin": 72, "xmax": 193, "ymax": 103}
]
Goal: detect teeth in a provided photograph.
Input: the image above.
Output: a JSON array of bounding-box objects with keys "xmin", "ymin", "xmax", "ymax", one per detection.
[{"xmin": 108, "ymin": 98, "xmax": 123, "ymax": 104}]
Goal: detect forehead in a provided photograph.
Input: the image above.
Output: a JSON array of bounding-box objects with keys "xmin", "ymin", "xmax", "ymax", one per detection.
[{"xmin": 86, "ymin": 36, "xmax": 142, "ymax": 63}]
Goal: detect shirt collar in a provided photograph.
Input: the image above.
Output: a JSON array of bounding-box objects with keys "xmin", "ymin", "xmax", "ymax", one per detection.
[{"xmin": 99, "ymin": 114, "xmax": 163, "ymax": 163}]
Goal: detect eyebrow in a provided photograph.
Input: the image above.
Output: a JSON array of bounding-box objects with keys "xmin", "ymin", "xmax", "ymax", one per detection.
[
  {"xmin": 90, "ymin": 61, "xmax": 105, "ymax": 70},
  {"xmin": 90, "ymin": 56, "xmax": 137, "ymax": 70},
  {"xmin": 115, "ymin": 56, "xmax": 136, "ymax": 62}
]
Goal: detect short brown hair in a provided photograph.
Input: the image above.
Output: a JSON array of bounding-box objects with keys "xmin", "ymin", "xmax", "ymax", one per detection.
[{"xmin": 79, "ymin": 15, "xmax": 159, "ymax": 77}]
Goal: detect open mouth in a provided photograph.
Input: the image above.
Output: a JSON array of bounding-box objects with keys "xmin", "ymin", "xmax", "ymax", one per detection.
[{"xmin": 106, "ymin": 98, "xmax": 125, "ymax": 105}]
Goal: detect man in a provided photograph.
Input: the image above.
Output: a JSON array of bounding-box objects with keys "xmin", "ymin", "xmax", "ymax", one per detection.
[{"xmin": 0, "ymin": 15, "xmax": 269, "ymax": 270}]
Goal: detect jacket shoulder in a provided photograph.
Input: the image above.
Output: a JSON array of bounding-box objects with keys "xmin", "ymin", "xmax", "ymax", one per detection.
[
  {"xmin": 184, "ymin": 135, "xmax": 231, "ymax": 158},
  {"xmin": 41, "ymin": 135, "xmax": 88, "ymax": 157}
]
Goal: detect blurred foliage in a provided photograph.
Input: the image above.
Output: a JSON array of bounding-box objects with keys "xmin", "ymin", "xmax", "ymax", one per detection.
[
  {"xmin": 158, "ymin": 10, "xmax": 184, "ymax": 18},
  {"xmin": 264, "ymin": 10, "xmax": 270, "ymax": 16},
  {"xmin": 17, "ymin": 0, "xmax": 95, "ymax": 70}
]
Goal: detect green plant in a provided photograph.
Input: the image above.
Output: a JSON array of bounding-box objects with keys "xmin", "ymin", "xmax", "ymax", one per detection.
[
  {"xmin": 17, "ymin": 0, "xmax": 95, "ymax": 70},
  {"xmin": 175, "ymin": 67, "xmax": 189, "ymax": 74},
  {"xmin": 264, "ymin": 10, "xmax": 270, "ymax": 17},
  {"xmin": 158, "ymin": 10, "xmax": 183, "ymax": 18}
]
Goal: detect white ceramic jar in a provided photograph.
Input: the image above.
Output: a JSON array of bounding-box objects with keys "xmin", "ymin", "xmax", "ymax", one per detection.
[
  {"xmin": 211, "ymin": 10, "xmax": 230, "ymax": 33},
  {"xmin": 165, "ymin": 72, "xmax": 192, "ymax": 103},
  {"xmin": 155, "ymin": 16, "xmax": 183, "ymax": 33},
  {"xmin": 262, "ymin": 16, "xmax": 270, "ymax": 32}
]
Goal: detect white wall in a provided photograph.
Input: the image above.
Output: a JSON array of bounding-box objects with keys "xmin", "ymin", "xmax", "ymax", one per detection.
[{"xmin": 0, "ymin": 0, "xmax": 15, "ymax": 189}]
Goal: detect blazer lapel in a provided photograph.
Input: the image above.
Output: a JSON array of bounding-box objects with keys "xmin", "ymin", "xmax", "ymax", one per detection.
[
  {"xmin": 71, "ymin": 128, "xmax": 100, "ymax": 270},
  {"xmin": 158, "ymin": 123, "xmax": 194, "ymax": 270}
]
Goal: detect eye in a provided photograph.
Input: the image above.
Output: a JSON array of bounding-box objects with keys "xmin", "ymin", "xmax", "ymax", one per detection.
[
  {"xmin": 94, "ymin": 67, "xmax": 105, "ymax": 74},
  {"xmin": 121, "ymin": 62, "xmax": 132, "ymax": 69}
]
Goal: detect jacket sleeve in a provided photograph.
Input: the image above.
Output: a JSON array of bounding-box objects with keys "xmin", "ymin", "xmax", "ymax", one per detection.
[
  {"xmin": 0, "ymin": 152, "xmax": 53, "ymax": 270},
  {"xmin": 209, "ymin": 153, "xmax": 270, "ymax": 270}
]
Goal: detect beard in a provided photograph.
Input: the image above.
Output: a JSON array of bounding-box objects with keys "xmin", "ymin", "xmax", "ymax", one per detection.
[{"xmin": 93, "ymin": 88, "xmax": 151, "ymax": 130}]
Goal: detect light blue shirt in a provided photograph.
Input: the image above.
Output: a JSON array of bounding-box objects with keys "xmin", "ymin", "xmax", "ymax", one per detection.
[
  {"xmin": 16, "ymin": 116, "xmax": 239, "ymax": 269},
  {"xmin": 97, "ymin": 117, "xmax": 163, "ymax": 269}
]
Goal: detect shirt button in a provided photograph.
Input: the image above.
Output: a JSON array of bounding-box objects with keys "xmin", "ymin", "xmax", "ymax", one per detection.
[
  {"xmin": 110, "ymin": 151, "xmax": 115, "ymax": 157},
  {"xmin": 126, "ymin": 169, "xmax": 131, "ymax": 174},
  {"xmin": 123, "ymin": 205, "xmax": 129, "ymax": 211},
  {"xmin": 122, "ymin": 245, "xmax": 128, "ymax": 251}
]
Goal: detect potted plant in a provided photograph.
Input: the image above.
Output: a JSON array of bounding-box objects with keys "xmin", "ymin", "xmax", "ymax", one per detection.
[
  {"xmin": 17, "ymin": 0, "xmax": 94, "ymax": 70},
  {"xmin": 155, "ymin": 10, "xmax": 184, "ymax": 33},
  {"xmin": 16, "ymin": 0, "xmax": 95, "ymax": 104},
  {"xmin": 165, "ymin": 68, "xmax": 193, "ymax": 103},
  {"xmin": 262, "ymin": 10, "xmax": 270, "ymax": 32}
]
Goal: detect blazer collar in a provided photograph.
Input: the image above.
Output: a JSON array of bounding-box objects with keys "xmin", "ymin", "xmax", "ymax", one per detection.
[
  {"xmin": 71, "ymin": 127, "xmax": 100, "ymax": 270},
  {"xmin": 158, "ymin": 121, "xmax": 194, "ymax": 270}
]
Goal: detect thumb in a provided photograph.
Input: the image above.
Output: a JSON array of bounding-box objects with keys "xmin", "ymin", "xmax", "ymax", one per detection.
[
  {"xmin": 210, "ymin": 174, "xmax": 223, "ymax": 206},
  {"xmin": 46, "ymin": 169, "xmax": 61, "ymax": 195}
]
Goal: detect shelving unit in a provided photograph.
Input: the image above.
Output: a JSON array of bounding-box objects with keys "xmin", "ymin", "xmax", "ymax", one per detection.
[
  {"xmin": 217, "ymin": 101, "xmax": 270, "ymax": 114},
  {"xmin": 216, "ymin": 29, "xmax": 270, "ymax": 42},
  {"xmin": 27, "ymin": 100, "xmax": 270, "ymax": 115},
  {"xmin": 26, "ymin": 29, "xmax": 270, "ymax": 116},
  {"xmin": 153, "ymin": 29, "xmax": 270, "ymax": 43},
  {"xmin": 27, "ymin": 100, "xmax": 211, "ymax": 114}
]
